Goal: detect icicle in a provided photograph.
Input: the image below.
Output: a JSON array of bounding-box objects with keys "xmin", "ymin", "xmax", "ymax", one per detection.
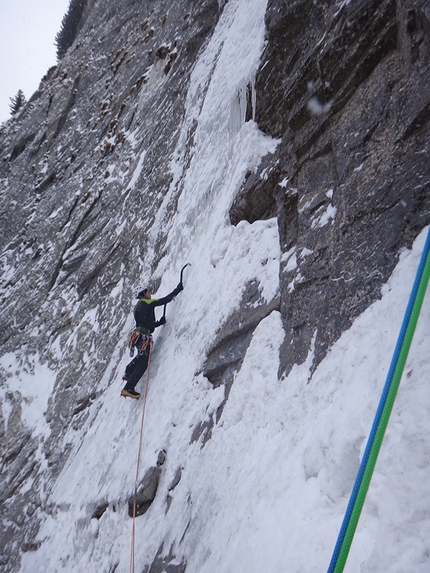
[{"xmin": 250, "ymin": 78, "xmax": 256, "ymax": 122}]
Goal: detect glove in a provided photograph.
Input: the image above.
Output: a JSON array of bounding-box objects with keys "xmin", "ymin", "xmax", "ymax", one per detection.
[
  {"xmin": 176, "ymin": 282, "xmax": 184, "ymax": 292},
  {"xmin": 156, "ymin": 317, "xmax": 166, "ymax": 327}
]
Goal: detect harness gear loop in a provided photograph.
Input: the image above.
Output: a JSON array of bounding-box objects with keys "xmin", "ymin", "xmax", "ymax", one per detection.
[
  {"xmin": 127, "ymin": 329, "xmax": 140, "ymax": 356},
  {"xmin": 137, "ymin": 334, "xmax": 153, "ymax": 355}
]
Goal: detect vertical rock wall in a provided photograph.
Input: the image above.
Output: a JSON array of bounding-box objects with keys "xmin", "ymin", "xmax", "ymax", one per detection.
[
  {"xmin": 232, "ymin": 0, "xmax": 430, "ymax": 376},
  {"xmin": 0, "ymin": 1, "xmax": 221, "ymax": 570}
]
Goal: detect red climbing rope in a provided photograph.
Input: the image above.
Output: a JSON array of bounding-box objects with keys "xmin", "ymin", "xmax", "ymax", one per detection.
[{"xmin": 129, "ymin": 345, "xmax": 152, "ymax": 573}]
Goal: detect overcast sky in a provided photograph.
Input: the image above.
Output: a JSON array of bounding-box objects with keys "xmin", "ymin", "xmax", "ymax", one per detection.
[{"xmin": 0, "ymin": 0, "xmax": 70, "ymax": 123}]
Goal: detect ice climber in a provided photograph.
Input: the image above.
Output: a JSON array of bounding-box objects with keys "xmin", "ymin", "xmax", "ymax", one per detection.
[{"xmin": 121, "ymin": 281, "xmax": 184, "ymax": 399}]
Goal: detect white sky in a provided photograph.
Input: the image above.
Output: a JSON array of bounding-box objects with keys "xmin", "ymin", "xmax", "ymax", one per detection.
[{"xmin": 0, "ymin": 0, "xmax": 70, "ymax": 122}]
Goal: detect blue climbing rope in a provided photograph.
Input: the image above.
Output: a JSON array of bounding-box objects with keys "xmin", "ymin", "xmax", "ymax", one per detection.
[{"xmin": 327, "ymin": 227, "xmax": 430, "ymax": 573}]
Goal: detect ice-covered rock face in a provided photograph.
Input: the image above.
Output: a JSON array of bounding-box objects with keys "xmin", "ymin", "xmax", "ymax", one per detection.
[
  {"xmin": 0, "ymin": 0, "xmax": 429, "ymax": 571},
  {"xmin": 0, "ymin": 0, "xmax": 223, "ymax": 568}
]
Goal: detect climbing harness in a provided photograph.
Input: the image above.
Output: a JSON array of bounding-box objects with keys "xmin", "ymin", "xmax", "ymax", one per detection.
[
  {"xmin": 128, "ymin": 330, "xmax": 153, "ymax": 357},
  {"xmin": 129, "ymin": 343, "xmax": 152, "ymax": 573},
  {"xmin": 327, "ymin": 227, "xmax": 430, "ymax": 573}
]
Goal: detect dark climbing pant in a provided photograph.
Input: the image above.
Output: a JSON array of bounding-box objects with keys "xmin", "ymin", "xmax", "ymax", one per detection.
[{"xmin": 123, "ymin": 336, "xmax": 152, "ymax": 391}]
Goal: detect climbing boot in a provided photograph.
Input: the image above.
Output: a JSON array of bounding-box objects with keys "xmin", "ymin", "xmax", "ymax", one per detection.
[{"xmin": 121, "ymin": 389, "xmax": 141, "ymax": 399}]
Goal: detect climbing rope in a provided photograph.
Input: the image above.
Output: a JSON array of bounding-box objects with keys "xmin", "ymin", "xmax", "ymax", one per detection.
[
  {"xmin": 327, "ymin": 227, "xmax": 430, "ymax": 573},
  {"xmin": 129, "ymin": 345, "xmax": 152, "ymax": 573}
]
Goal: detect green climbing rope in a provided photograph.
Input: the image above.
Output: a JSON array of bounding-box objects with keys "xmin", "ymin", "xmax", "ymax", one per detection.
[{"xmin": 327, "ymin": 227, "xmax": 430, "ymax": 573}]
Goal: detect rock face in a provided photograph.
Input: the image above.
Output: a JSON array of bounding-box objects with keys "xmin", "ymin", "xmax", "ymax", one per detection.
[
  {"xmin": 0, "ymin": 0, "xmax": 429, "ymax": 571},
  {"xmin": 0, "ymin": 1, "xmax": 221, "ymax": 570},
  {"xmin": 128, "ymin": 466, "xmax": 161, "ymax": 517},
  {"xmin": 232, "ymin": 0, "xmax": 430, "ymax": 375},
  {"xmin": 251, "ymin": 0, "xmax": 430, "ymax": 376}
]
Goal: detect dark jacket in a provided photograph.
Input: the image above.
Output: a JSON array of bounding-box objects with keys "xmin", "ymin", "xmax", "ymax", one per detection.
[{"xmin": 134, "ymin": 284, "xmax": 182, "ymax": 333}]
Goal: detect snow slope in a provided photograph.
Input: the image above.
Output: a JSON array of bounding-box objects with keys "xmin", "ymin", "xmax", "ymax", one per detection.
[{"xmin": 4, "ymin": 0, "xmax": 430, "ymax": 571}]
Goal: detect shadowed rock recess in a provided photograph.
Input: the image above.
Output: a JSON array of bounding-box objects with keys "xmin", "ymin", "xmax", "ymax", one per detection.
[{"xmin": 0, "ymin": 0, "xmax": 429, "ymax": 571}]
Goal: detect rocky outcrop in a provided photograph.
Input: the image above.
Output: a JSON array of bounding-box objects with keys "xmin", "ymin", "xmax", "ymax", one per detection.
[
  {"xmin": 127, "ymin": 449, "xmax": 166, "ymax": 517},
  {"xmin": 143, "ymin": 542, "xmax": 187, "ymax": 573},
  {"xmin": 193, "ymin": 280, "xmax": 280, "ymax": 445},
  {"xmin": 186, "ymin": 280, "xmax": 280, "ymax": 447},
  {"xmin": 233, "ymin": 0, "xmax": 430, "ymax": 376}
]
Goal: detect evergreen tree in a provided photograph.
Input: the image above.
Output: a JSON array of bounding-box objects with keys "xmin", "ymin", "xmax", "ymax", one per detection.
[
  {"xmin": 55, "ymin": 0, "xmax": 86, "ymax": 60},
  {"xmin": 9, "ymin": 90, "xmax": 26, "ymax": 115}
]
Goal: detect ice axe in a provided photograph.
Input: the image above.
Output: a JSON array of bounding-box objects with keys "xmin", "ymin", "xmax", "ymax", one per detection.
[
  {"xmin": 162, "ymin": 263, "xmax": 191, "ymax": 322},
  {"xmin": 179, "ymin": 262, "xmax": 191, "ymax": 284}
]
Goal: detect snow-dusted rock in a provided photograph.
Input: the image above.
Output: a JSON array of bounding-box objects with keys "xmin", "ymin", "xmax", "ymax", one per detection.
[{"xmin": 0, "ymin": 0, "xmax": 429, "ymax": 572}]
